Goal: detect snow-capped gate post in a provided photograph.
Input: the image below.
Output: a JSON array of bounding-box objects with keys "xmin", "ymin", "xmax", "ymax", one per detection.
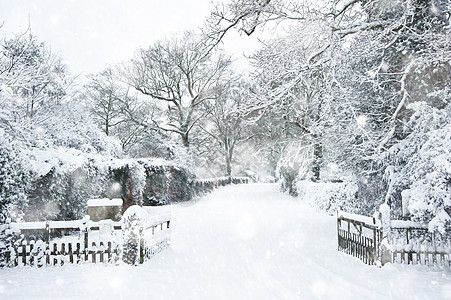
[
  {"xmin": 45, "ymin": 221, "xmax": 51, "ymax": 265},
  {"xmin": 379, "ymin": 203, "xmax": 392, "ymax": 266}
]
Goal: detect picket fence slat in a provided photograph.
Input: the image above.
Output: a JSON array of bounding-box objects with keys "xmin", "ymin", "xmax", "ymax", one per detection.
[{"xmin": 392, "ymin": 250, "xmax": 450, "ymax": 267}]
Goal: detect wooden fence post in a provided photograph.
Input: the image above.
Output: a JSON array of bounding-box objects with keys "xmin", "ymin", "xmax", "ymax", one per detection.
[
  {"xmin": 337, "ymin": 211, "xmax": 340, "ymax": 251},
  {"xmin": 379, "ymin": 203, "xmax": 391, "ymax": 266},
  {"xmin": 84, "ymin": 228, "xmax": 89, "ymax": 262},
  {"xmin": 45, "ymin": 222, "xmax": 50, "ymax": 265}
]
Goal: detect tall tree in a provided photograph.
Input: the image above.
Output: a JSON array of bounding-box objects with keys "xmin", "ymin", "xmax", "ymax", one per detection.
[
  {"xmin": 85, "ymin": 67, "xmax": 126, "ymax": 137},
  {"xmin": 206, "ymin": 0, "xmax": 450, "ymax": 222},
  {"xmin": 325, "ymin": 0, "xmax": 450, "ymax": 214},
  {"xmin": 250, "ymin": 21, "xmax": 334, "ymax": 182},
  {"xmin": 0, "ymin": 33, "xmax": 68, "ymax": 125},
  {"xmin": 128, "ymin": 32, "xmax": 232, "ymax": 148},
  {"xmin": 199, "ymin": 79, "xmax": 254, "ymax": 176},
  {"xmin": 84, "ymin": 66, "xmax": 157, "ymax": 154}
]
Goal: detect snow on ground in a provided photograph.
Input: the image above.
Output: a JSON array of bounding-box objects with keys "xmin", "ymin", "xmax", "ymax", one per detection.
[{"xmin": 1, "ymin": 183, "xmax": 450, "ymax": 299}]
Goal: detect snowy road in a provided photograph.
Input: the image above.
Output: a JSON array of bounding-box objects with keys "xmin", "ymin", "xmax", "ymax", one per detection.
[{"xmin": 1, "ymin": 183, "xmax": 450, "ymax": 299}]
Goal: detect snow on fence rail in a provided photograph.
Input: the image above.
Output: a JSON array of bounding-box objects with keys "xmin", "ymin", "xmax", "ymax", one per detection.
[
  {"xmin": 337, "ymin": 211, "xmax": 451, "ymax": 267},
  {"xmin": 389, "ymin": 222, "xmax": 450, "ymax": 266},
  {"xmin": 0, "ymin": 206, "xmax": 171, "ymax": 268},
  {"xmin": 192, "ymin": 176, "xmax": 249, "ymax": 196}
]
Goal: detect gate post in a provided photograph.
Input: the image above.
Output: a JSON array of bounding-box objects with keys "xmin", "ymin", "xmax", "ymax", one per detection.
[
  {"xmin": 337, "ymin": 211, "xmax": 340, "ymax": 251},
  {"xmin": 379, "ymin": 203, "xmax": 392, "ymax": 266},
  {"xmin": 45, "ymin": 221, "xmax": 51, "ymax": 265}
]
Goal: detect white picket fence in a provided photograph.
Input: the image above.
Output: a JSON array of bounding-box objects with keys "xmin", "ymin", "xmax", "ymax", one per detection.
[{"xmin": 0, "ymin": 206, "xmax": 171, "ymax": 268}]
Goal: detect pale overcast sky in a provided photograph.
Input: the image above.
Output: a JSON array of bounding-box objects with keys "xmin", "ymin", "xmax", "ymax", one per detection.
[{"xmin": 1, "ymin": 0, "xmax": 263, "ymax": 76}]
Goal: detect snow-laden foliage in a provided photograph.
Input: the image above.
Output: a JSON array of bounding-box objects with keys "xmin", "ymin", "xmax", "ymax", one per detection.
[
  {"xmin": 250, "ymin": 21, "xmax": 335, "ymax": 183},
  {"xmin": 0, "ymin": 32, "xmax": 123, "ymax": 222},
  {"xmin": 0, "ymin": 223, "xmax": 22, "ymax": 268},
  {"xmin": 276, "ymin": 141, "xmax": 312, "ymax": 196},
  {"xmin": 29, "ymin": 240, "xmax": 47, "ymax": 267},
  {"xmin": 386, "ymin": 102, "xmax": 450, "ymax": 233},
  {"xmin": 0, "ymin": 130, "xmax": 29, "ymax": 223},
  {"xmin": 20, "ymin": 152, "xmax": 194, "ymax": 221},
  {"xmin": 0, "ymin": 32, "xmax": 195, "ymax": 223},
  {"xmin": 24, "ymin": 150, "xmax": 110, "ymax": 221},
  {"xmin": 36, "ymin": 98, "xmax": 122, "ymax": 156},
  {"xmin": 130, "ymin": 162, "xmax": 146, "ymax": 207},
  {"xmin": 217, "ymin": 0, "xmax": 451, "ymax": 222},
  {"xmin": 122, "ymin": 205, "xmax": 146, "ymax": 265},
  {"xmin": 297, "ymin": 180, "xmax": 359, "ymax": 214},
  {"xmin": 84, "ymin": 66, "xmax": 173, "ymax": 158},
  {"xmin": 121, "ymin": 205, "xmax": 171, "ymax": 265},
  {"xmin": 328, "ymin": 0, "xmax": 450, "ymax": 216},
  {"xmin": 0, "ymin": 33, "xmax": 68, "ymax": 137}
]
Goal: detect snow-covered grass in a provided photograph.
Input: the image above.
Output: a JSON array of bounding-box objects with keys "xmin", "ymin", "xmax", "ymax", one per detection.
[{"xmin": 1, "ymin": 183, "xmax": 450, "ymax": 299}]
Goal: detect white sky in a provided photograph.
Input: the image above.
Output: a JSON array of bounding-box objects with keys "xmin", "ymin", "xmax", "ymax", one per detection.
[{"xmin": 0, "ymin": 0, "xmax": 264, "ymax": 77}]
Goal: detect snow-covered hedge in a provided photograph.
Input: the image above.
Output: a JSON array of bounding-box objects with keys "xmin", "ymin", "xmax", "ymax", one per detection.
[
  {"xmin": 191, "ymin": 177, "xmax": 249, "ymax": 196},
  {"xmin": 296, "ymin": 181, "xmax": 360, "ymax": 214},
  {"xmin": 0, "ymin": 144, "xmax": 194, "ymax": 223}
]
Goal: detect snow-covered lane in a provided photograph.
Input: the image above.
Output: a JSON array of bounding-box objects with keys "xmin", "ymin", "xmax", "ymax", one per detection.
[{"xmin": 1, "ymin": 183, "xmax": 450, "ymax": 299}]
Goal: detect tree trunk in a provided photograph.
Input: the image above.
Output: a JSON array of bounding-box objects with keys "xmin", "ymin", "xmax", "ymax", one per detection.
[
  {"xmin": 224, "ymin": 138, "xmax": 233, "ymax": 177},
  {"xmin": 225, "ymin": 154, "xmax": 232, "ymax": 177},
  {"xmin": 311, "ymin": 97, "xmax": 323, "ymax": 182},
  {"xmin": 311, "ymin": 135, "xmax": 322, "ymax": 182},
  {"xmin": 181, "ymin": 133, "xmax": 189, "ymax": 148},
  {"xmin": 105, "ymin": 116, "xmax": 109, "ymax": 136}
]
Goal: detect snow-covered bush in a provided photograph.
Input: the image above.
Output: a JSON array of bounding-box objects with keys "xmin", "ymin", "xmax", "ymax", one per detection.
[
  {"xmin": 109, "ymin": 160, "xmax": 146, "ymax": 210},
  {"xmin": 121, "ymin": 205, "xmax": 146, "ymax": 265},
  {"xmin": 23, "ymin": 149, "xmax": 111, "ymax": 221},
  {"xmin": 297, "ymin": 180, "xmax": 359, "ymax": 214},
  {"xmin": 142, "ymin": 165, "xmax": 170, "ymax": 205},
  {"xmin": 37, "ymin": 99, "xmax": 122, "ymax": 157},
  {"xmin": 107, "ymin": 158, "xmax": 193, "ymax": 207},
  {"xmin": 0, "ymin": 130, "xmax": 29, "ymax": 223},
  {"xmin": 278, "ymin": 165, "xmax": 299, "ymax": 196},
  {"xmin": 15, "ymin": 153, "xmax": 194, "ymax": 222},
  {"xmin": 0, "ymin": 223, "xmax": 22, "ymax": 268},
  {"xmin": 166, "ymin": 165, "xmax": 193, "ymax": 203},
  {"xmin": 386, "ymin": 102, "xmax": 450, "ymax": 233},
  {"xmin": 276, "ymin": 142, "xmax": 312, "ymax": 196},
  {"xmin": 398, "ymin": 123, "xmax": 450, "ymax": 233},
  {"xmin": 29, "ymin": 240, "xmax": 46, "ymax": 267}
]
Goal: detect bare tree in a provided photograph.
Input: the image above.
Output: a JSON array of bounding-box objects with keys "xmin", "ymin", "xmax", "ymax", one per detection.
[
  {"xmin": 85, "ymin": 67, "xmax": 125, "ymax": 136},
  {"xmin": 199, "ymin": 79, "xmax": 254, "ymax": 176},
  {"xmin": 85, "ymin": 66, "xmax": 162, "ymax": 154},
  {"xmin": 128, "ymin": 31, "xmax": 232, "ymax": 148},
  {"xmin": 0, "ymin": 31, "xmax": 72, "ymax": 150}
]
